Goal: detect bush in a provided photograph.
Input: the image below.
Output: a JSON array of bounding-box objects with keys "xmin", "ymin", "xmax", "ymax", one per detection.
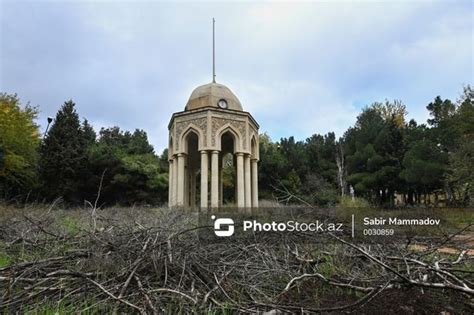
[{"xmin": 337, "ymin": 195, "xmax": 371, "ymax": 208}]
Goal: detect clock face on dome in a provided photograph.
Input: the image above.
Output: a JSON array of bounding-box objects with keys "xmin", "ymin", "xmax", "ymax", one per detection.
[{"xmin": 218, "ymin": 99, "xmax": 228, "ymax": 109}]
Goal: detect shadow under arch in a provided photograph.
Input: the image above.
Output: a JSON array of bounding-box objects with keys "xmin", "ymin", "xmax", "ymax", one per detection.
[
  {"xmin": 216, "ymin": 124, "xmax": 242, "ymax": 153},
  {"xmin": 182, "ymin": 130, "xmax": 200, "ymax": 209},
  {"xmin": 179, "ymin": 124, "xmax": 204, "ymax": 153},
  {"xmin": 219, "ymin": 130, "xmax": 237, "ymax": 206}
]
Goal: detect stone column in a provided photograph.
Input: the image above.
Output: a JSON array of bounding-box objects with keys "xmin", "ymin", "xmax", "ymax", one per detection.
[
  {"xmin": 236, "ymin": 152, "xmax": 245, "ymax": 208},
  {"xmin": 176, "ymin": 153, "xmax": 185, "ymax": 206},
  {"xmin": 244, "ymin": 154, "xmax": 251, "ymax": 208},
  {"xmin": 168, "ymin": 160, "xmax": 173, "ymax": 207},
  {"xmin": 190, "ymin": 170, "xmax": 196, "ymax": 209},
  {"xmin": 200, "ymin": 151, "xmax": 208, "ymax": 208},
  {"xmin": 172, "ymin": 156, "xmax": 178, "ymax": 207},
  {"xmin": 219, "ymin": 154, "xmax": 224, "ymax": 207},
  {"xmin": 184, "ymin": 166, "xmax": 189, "ymax": 207},
  {"xmin": 251, "ymin": 159, "xmax": 258, "ymax": 207},
  {"xmin": 211, "ymin": 150, "xmax": 219, "ymax": 208}
]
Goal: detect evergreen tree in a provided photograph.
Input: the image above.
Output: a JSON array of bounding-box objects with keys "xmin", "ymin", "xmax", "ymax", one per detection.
[
  {"xmin": 86, "ymin": 126, "xmax": 167, "ymax": 205},
  {"xmin": 344, "ymin": 102, "xmax": 406, "ymax": 206},
  {"xmin": 82, "ymin": 119, "xmax": 96, "ymax": 146},
  {"xmin": 39, "ymin": 100, "xmax": 87, "ymax": 203},
  {"xmin": 258, "ymin": 133, "xmax": 286, "ymax": 199},
  {"xmin": 448, "ymin": 86, "xmax": 474, "ymax": 205}
]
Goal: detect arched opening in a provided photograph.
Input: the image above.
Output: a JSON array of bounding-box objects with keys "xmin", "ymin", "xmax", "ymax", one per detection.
[
  {"xmin": 185, "ymin": 131, "xmax": 200, "ymax": 209},
  {"xmin": 251, "ymin": 136, "xmax": 257, "ymax": 159},
  {"xmin": 220, "ymin": 131, "xmax": 236, "ymax": 206}
]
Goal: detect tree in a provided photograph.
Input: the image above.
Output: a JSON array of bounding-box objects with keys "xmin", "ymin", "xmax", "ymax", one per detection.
[
  {"xmin": 279, "ymin": 136, "xmax": 308, "ymax": 181},
  {"xmin": 258, "ymin": 133, "xmax": 286, "ymax": 199},
  {"xmin": 448, "ymin": 86, "xmax": 474, "ymax": 205},
  {"xmin": 426, "ymin": 96, "xmax": 458, "ymax": 153},
  {"xmin": 111, "ymin": 154, "xmax": 168, "ymax": 205},
  {"xmin": 305, "ymin": 132, "xmax": 338, "ymax": 185},
  {"xmin": 427, "ymin": 96, "xmax": 456, "ymax": 127},
  {"xmin": 0, "ymin": 93, "xmax": 40, "ymax": 199},
  {"xmin": 82, "ymin": 119, "xmax": 96, "ymax": 146},
  {"xmin": 372, "ymin": 99, "xmax": 407, "ymax": 127},
  {"xmin": 400, "ymin": 139, "xmax": 447, "ymax": 203},
  {"xmin": 86, "ymin": 127, "xmax": 168, "ymax": 205},
  {"xmin": 39, "ymin": 100, "xmax": 88, "ymax": 203},
  {"xmin": 344, "ymin": 102, "xmax": 406, "ymax": 206}
]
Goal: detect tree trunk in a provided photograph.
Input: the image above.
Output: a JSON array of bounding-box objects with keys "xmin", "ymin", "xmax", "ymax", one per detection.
[
  {"xmin": 444, "ymin": 181, "xmax": 454, "ymax": 206},
  {"xmin": 335, "ymin": 142, "xmax": 347, "ymax": 197},
  {"xmin": 407, "ymin": 190, "xmax": 414, "ymax": 205}
]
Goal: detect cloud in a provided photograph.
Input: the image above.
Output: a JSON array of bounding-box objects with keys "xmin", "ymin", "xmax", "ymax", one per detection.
[{"xmin": 1, "ymin": 0, "xmax": 472, "ymax": 151}]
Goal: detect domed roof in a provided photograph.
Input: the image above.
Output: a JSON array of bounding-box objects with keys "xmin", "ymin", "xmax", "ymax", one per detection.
[{"xmin": 185, "ymin": 82, "xmax": 243, "ymax": 111}]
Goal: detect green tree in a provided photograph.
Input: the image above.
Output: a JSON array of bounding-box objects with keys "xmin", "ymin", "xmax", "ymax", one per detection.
[
  {"xmin": 279, "ymin": 136, "xmax": 308, "ymax": 181},
  {"xmin": 39, "ymin": 100, "xmax": 88, "ymax": 203},
  {"xmin": 258, "ymin": 133, "xmax": 286, "ymax": 199},
  {"xmin": 303, "ymin": 132, "xmax": 339, "ymax": 205},
  {"xmin": 427, "ymin": 96, "xmax": 456, "ymax": 127},
  {"xmin": 111, "ymin": 154, "xmax": 167, "ymax": 205},
  {"xmin": 400, "ymin": 139, "xmax": 447, "ymax": 203},
  {"xmin": 0, "ymin": 93, "xmax": 40, "ymax": 199},
  {"xmin": 344, "ymin": 102, "xmax": 405, "ymax": 206},
  {"xmin": 305, "ymin": 132, "xmax": 338, "ymax": 185},
  {"xmin": 82, "ymin": 119, "xmax": 96, "ymax": 146},
  {"xmin": 448, "ymin": 86, "xmax": 474, "ymax": 205},
  {"xmin": 426, "ymin": 96, "xmax": 458, "ymax": 153},
  {"xmin": 86, "ymin": 127, "xmax": 168, "ymax": 205}
]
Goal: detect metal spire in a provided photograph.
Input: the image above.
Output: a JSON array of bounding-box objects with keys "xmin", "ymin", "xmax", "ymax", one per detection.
[{"xmin": 212, "ymin": 18, "xmax": 216, "ymax": 83}]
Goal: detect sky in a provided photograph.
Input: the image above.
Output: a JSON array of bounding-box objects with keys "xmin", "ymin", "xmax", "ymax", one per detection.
[{"xmin": 1, "ymin": 0, "xmax": 473, "ymax": 153}]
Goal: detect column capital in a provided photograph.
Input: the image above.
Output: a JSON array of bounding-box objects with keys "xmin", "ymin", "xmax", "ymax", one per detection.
[
  {"xmin": 211, "ymin": 150, "xmax": 220, "ymax": 154},
  {"xmin": 177, "ymin": 152, "xmax": 187, "ymax": 157},
  {"xmin": 200, "ymin": 150, "xmax": 208, "ymax": 154},
  {"xmin": 235, "ymin": 152, "xmax": 245, "ymax": 157}
]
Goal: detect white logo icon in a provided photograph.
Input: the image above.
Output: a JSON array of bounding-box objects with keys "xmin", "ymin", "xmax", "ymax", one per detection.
[{"xmin": 211, "ymin": 215, "xmax": 234, "ymax": 237}]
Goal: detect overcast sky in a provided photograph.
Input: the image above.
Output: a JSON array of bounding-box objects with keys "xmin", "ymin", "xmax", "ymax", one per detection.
[{"xmin": 1, "ymin": 0, "xmax": 472, "ymax": 152}]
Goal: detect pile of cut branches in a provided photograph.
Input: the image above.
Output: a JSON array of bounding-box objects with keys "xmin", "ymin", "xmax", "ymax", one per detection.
[{"xmin": 0, "ymin": 206, "xmax": 472, "ymax": 313}]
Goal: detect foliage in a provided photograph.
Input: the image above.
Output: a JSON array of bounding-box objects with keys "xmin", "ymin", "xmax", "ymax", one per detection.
[
  {"xmin": 344, "ymin": 102, "xmax": 405, "ymax": 206},
  {"xmin": 400, "ymin": 139, "xmax": 447, "ymax": 193},
  {"xmin": 259, "ymin": 132, "xmax": 339, "ymax": 206},
  {"xmin": 36, "ymin": 101, "xmax": 168, "ymax": 206},
  {"xmin": 448, "ymin": 86, "xmax": 474, "ymax": 205},
  {"xmin": 0, "ymin": 93, "xmax": 40, "ymax": 199},
  {"xmin": 39, "ymin": 101, "xmax": 88, "ymax": 203},
  {"xmin": 258, "ymin": 90, "xmax": 474, "ymax": 207},
  {"xmin": 86, "ymin": 127, "xmax": 168, "ymax": 205}
]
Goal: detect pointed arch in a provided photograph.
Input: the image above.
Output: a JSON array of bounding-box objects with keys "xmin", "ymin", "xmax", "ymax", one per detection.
[
  {"xmin": 250, "ymin": 133, "xmax": 259, "ymax": 160},
  {"xmin": 179, "ymin": 124, "xmax": 204, "ymax": 153},
  {"xmin": 215, "ymin": 123, "xmax": 242, "ymax": 153}
]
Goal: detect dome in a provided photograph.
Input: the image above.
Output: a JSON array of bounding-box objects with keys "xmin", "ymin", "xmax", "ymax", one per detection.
[{"xmin": 185, "ymin": 82, "xmax": 243, "ymax": 111}]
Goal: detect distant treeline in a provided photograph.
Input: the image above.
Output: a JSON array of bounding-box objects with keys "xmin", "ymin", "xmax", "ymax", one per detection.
[
  {"xmin": 258, "ymin": 86, "xmax": 473, "ymax": 207},
  {"xmin": 0, "ymin": 86, "xmax": 473, "ymax": 207}
]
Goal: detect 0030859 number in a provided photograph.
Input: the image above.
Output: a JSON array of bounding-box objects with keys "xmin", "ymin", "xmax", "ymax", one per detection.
[{"xmin": 363, "ymin": 228, "xmax": 394, "ymax": 236}]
